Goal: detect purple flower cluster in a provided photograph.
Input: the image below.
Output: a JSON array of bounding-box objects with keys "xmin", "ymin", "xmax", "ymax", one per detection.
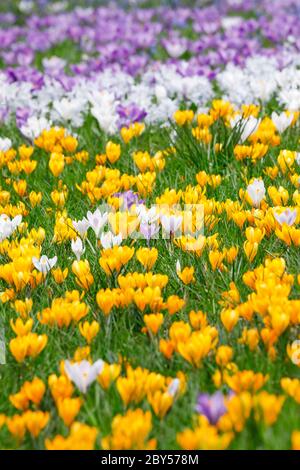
[{"xmin": 0, "ymin": 0, "xmax": 299, "ymax": 90}]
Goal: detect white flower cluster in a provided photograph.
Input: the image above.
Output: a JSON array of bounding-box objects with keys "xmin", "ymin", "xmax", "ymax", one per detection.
[
  {"xmin": 217, "ymin": 55, "xmax": 300, "ymax": 109},
  {"xmin": 1, "ymin": 56, "xmax": 300, "ymax": 137}
]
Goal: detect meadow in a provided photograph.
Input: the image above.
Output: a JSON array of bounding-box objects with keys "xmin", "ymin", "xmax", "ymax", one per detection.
[{"xmin": 0, "ymin": 0, "xmax": 300, "ymax": 451}]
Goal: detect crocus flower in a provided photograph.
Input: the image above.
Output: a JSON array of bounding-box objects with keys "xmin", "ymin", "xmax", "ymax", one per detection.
[
  {"xmin": 32, "ymin": 255, "xmax": 57, "ymax": 275},
  {"xmin": 246, "ymin": 179, "xmax": 266, "ymax": 208},
  {"xmin": 273, "ymin": 208, "xmax": 297, "ymax": 226},
  {"xmin": 100, "ymin": 231, "xmax": 122, "ymax": 249},
  {"xmin": 113, "ymin": 191, "xmax": 144, "ymax": 209},
  {"xmin": 160, "ymin": 214, "xmax": 183, "ymax": 234},
  {"xmin": 86, "ymin": 209, "xmax": 108, "ymax": 238},
  {"xmin": 71, "ymin": 237, "xmax": 85, "ymax": 261},
  {"xmin": 0, "ymin": 137, "xmax": 12, "ymax": 152},
  {"xmin": 140, "ymin": 222, "xmax": 160, "ymax": 241},
  {"xmin": 72, "ymin": 217, "xmax": 89, "ymax": 238},
  {"xmin": 64, "ymin": 359, "xmax": 104, "ymax": 394},
  {"xmin": 0, "ymin": 214, "xmax": 22, "ymax": 242},
  {"xmin": 196, "ymin": 391, "xmax": 230, "ymax": 424},
  {"xmin": 271, "ymin": 111, "xmax": 293, "ymax": 134},
  {"xmin": 231, "ymin": 115, "xmax": 261, "ymax": 143}
]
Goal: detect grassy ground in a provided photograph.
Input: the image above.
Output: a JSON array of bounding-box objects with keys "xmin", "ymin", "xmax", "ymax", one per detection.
[{"xmin": 0, "ymin": 107, "xmax": 300, "ymax": 449}]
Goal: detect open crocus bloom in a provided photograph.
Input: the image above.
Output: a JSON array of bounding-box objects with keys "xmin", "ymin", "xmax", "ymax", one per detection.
[
  {"xmin": 64, "ymin": 359, "xmax": 105, "ymax": 394},
  {"xmin": 32, "ymin": 255, "xmax": 57, "ymax": 275},
  {"xmin": 273, "ymin": 208, "xmax": 297, "ymax": 226},
  {"xmin": 0, "ymin": 214, "xmax": 22, "ymax": 242},
  {"xmin": 86, "ymin": 209, "xmax": 108, "ymax": 238}
]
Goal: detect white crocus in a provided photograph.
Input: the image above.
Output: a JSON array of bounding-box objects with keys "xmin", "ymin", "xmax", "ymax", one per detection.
[
  {"xmin": 231, "ymin": 115, "xmax": 261, "ymax": 143},
  {"xmin": 165, "ymin": 42, "xmax": 186, "ymax": 58},
  {"xmin": 71, "ymin": 237, "xmax": 85, "ymax": 260},
  {"xmin": 72, "ymin": 217, "xmax": 89, "ymax": 238},
  {"xmin": 64, "ymin": 359, "xmax": 104, "ymax": 394},
  {"xmin": 176, "ymin": 260, "xmax": 182, "ymax": 275},
  {"xmin": 271, "ymin": 112, "xmax": 293, "ymax": 134},
  {"xmin": 32, "ymin": 255, "xmax": 57, "ymax": 275},
  {"xmin": 100, "ymin": 231, "xmax": 122, "ymax": 249},
  {"xmin": 53, "ymin": 98, "xmax": 85, "ymax": 127},
  {"xmin": 86, "ymin": 209, "xmax": 108, "ymax": 238},
  {"xmin": 0, "ymin": 214, "xmax": 22, "ymax": 242},
  {"xmin": 136, "ymin": 205, "xmax": 159, "ymax": 224},
  {"xmin": 160, "ymin": 214, "xmax": 183, "ymax": 234},
  {"xmin": 273, "ymin": 208, "xmax": 297, "ymax": 226},
  {"xmin": 246, "ymin": 179, "xmax": 266, "ymax": 208},
  {"xmin": 167, "ymin": 378, "xmax": 180, "ymax": 397},
  {"xmin": 20, "ymin": 116, "xmax": 52, "ymax": 140},
  {"xmin": 0, "ymin": 137, "xmax": 12, "ymax": 152}
]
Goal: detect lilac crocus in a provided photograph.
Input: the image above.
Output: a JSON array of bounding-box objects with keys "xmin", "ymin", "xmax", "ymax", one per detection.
[
  {"xmin": 113, "ymin": 191, "xmax": 144, "ymax": 210},
  {"xmin": 195, "ymin": 391, "xmax": 231, "ymax": 425},
  {"xmin": 140, "ymin": 222, "xmax": 160, "ymax": 242},
  {"xmin": 117, "ymin": 104, "xmax": 147, "ymax": 127},
  {"xmin": 273, "ymin": 208, "xmax": 297, "ymax": 226}
]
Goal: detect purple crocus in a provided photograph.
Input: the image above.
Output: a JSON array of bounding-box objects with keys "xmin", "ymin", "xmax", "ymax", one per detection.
[
  {"xmin": 140, "ymin": 222, "xmax": 160, "ymax": 242},
  {"xmin": 113, "ymin": 191, "xmax": 144, "ymax": 210},
  {"xmin": 16, "ymin": 108, "xmax": 32, "ymax": 128},
  {"xmin": 117, "ymin": 104, "xmax": 147, "ymax": 127},
  {"xmin": 195, "ymin": 391, "xmax": 231, "ymax": 424}
]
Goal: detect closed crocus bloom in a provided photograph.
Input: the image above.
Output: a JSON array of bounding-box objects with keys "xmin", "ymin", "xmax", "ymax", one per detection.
[
  {"xmin": 22, "ymin": 377, "xmax": 46, "ymax": 406},
  {"xmin": 9, "ymin": 391, "xmax": 29, "ymax": 411},
  {"xmin": 13, "ymin": 179, "xmax": 27, "ymax": 197},
  {"xmin": 160, "ymin": 214, "xmax": 182, "ymax": 234},
  {"xmin": 49, "ymin": 152, "xmax": 65, "ymax": 177},
  {"xmin": 143, "ymin": 313, "xmax": 164, "ymax": 335},
  {"xmin": 72, "ymin": 260, "xmax": 94, "ymax": 290},
  {"xmin": 291, "ymin": 431, "xmax": 300, "ymax": 450},
  {"xmin": 189, "ymin": 310, "xmax": 207, "ymax": 330},
  {"xmin": 102, "ymin": 408, "xmax": 155, "ymax": 451},
  {"xmin": 79, "ymin": 321, "xmax": 100, "ymax": 344},
  {"xmin": 6, "ymin": 414, "xmax": 26, "ymax": 441},
  {"xmin": 106, "ymin": 141, "xmax": 121, "ymax": 164},
  {"xmin": 271, "ymin": 111, "xmax": 293, "ymax": 134},
  {"xmin": 209, "ymin": 250, "xmax": 225, "ymax": 271},
  {"xmin": 221, "ymin": 309, "xmax": 239, "ymax": 332},
  {"xmin": 52, "ymin": 267, "xmax": 68, "ymax": 284},
  {"xmin": 29, "ymin": 191, "xmax": 42, "ymax": 207},
  {"xmin": 159, "ymin": 338, "xmax": 174, "ymax": 359},
  {"xmin": 243, "ymin": 240, "xmax": 258, "ymax": 262},
  {"xmin": 245, "ymin": 227, "xmax": 265, "ymax": 243},
  {"xmin": 253, "ymin": 392, "xmax": 285, "ymax": 426},
  {"xmin": 166, "ymin": 295, "xmax": 185, "ymax": 315},
  {"xmin": 10, "ymin": 318, "xmax": 33, "ymax": 336},
  {"xmin": 57, "ymin": 397, "xmax": 82, "ymax": 427},
  {"xmin": 71, "ymin": 237, "xmax": 85, "ymax": 261},
  {"xmin": 173, "ymin": 110, "xmax": 194, "ymax": 126},
  {"xmin": 216, "ymin": 346, "xmax": 233, "ymax": 367},
  {"xmin": 246, "ymin": 179, "xmax": 265, "ymax": 207},
  {"xmin": 96, "ymin": 288, "xmax": 116, "ymax": 316},
  {"xmin": 277, "ymin": 150, "xmax": 296, "ymax": 174},
  {"xmin": 270, "ymin": 309, "xmax": 290, "ymax": 336},
  {"xmin": 48, "ymin": 374, "xmax": 74, "ymax": 402},
  {"xmin": 176, "ymin": 260, "xmax": 195, "ymax": 284},
  {"xmin": 136, "ymin": 247, "xmax": 158, "ymax": 270},
  {"xmin": 147, "ymin": 390, "xmax": 174, "ymax": 419},
  {"xmin": 98, "ymin": 363, "xmax": 121, "ymax": 390},
  {"xmin": 72, "ymin": 218, "xmax": 89, "ymax": 238},
  {"xmin": 24, "ymin": 410, "xmax": 50, "ymax": 438}
]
